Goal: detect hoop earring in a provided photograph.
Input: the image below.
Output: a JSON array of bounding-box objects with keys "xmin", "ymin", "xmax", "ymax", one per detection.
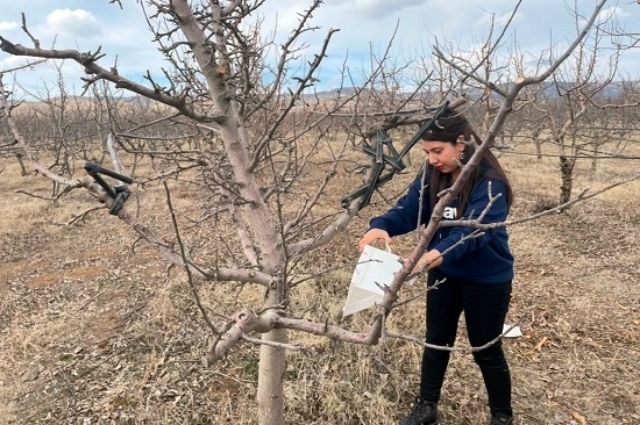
[{"xmin": 460, "ymin": 151, "xmax": 465, "ymax": 161}]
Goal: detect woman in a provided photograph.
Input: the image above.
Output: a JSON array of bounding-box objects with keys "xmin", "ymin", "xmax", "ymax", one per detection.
[{"xmin": 358, "ymin": 108, "xmax": 515, "ymax": 425}]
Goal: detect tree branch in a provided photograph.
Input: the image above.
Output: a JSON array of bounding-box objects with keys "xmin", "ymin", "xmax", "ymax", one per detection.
[{"xmin": 0, "ymin": 36, "xmax": 222, "ymax": 123}]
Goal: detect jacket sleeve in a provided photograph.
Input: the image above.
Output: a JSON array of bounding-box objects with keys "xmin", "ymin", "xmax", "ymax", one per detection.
[
  {"xmin": 432, "ymin": 179, "xmax": 509, "ymax": 265},
  {"xmin": 368, "ymin": 171, "xmax": 428, "ymax": 237}
]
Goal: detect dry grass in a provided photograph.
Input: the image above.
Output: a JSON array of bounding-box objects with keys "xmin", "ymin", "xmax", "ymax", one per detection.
[{"xmin": 0, "ymin": 138, "xmax": 639, "ymax": 425}]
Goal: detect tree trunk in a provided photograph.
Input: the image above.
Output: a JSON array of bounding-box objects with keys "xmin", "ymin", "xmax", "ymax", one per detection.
[
  {"xmin": 590, "ymin": 142, "xmax": 598, "ymax": 176},
  {"xmin": 15, "ymin": 152, "xmax": 28, "ymax": 175},
  {"xmin": 559, "ymin": 154, "xmax": 575, "ymax": 204},
  {"xmin": 535, "ymin": 139, "xmax": 542, "ymax": 160},
  {"xmin": 257, "ymin": 290, "xmax": 287, "ymax": 425}
]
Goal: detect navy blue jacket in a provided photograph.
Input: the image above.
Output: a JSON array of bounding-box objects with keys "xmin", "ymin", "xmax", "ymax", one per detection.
[{"xmin": 369, "ymin": 167, "xmax": 514, "ymax": 284}]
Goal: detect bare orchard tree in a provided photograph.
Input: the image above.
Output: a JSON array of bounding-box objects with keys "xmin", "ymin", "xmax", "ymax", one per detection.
[
  {"xmin": 578, "ymin": 81, "xmax": 640, "ymax": 175},
  {"xmin": 434, "ymin": 2, "xmax": 640, "ymax": 205},
  {"xmin": 0, "ymin": 59, "xmax": 47, "ymax": 176},
  {"xmin": 2, "ymin": 0, "xmax": 633, "ymax": 423},
  {"xmin": 0, "ymin": 2, "xmax": 393, "ymax": 422},
  {"xmin": 529, "ymin": 9, "xmax": 639, "ymax": 203},
  {"xmin": 428, "ymin": 0, "xmax": 552, "ymax": 152}
]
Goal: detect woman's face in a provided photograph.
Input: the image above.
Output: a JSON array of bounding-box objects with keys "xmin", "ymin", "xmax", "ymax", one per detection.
[{"xmin": 421, "ymin": 139, "xmax": 465, "ymax": 174}]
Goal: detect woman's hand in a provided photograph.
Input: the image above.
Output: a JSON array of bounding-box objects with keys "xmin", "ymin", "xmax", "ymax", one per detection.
[
  {"xmin": 357, "ymin": 228, "xmax": 392, "ymax": 253},
  {"xmin": 411, "ymin": 249, "xmax": 443, "ymax": 274}
]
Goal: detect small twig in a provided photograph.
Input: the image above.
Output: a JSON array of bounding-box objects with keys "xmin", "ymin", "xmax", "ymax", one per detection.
[
  {"xmin": 1, "ymin": 58, "xmax": 47, "ymax": 73},
  {"xmin": 212, "ymin": 371, "xmax": 257, "ymax": 385},
  {"xmin": 117, "ymin": 111, "xmax": 182, "ymax": 135},
  {"xmin": 136, "ymin": 163, "xmax": 205, "ymax": 185},
  {"xmin": 406, "ymin": 230, "xmax": 485, "ymax": 279},
  {"xmin": 391, "ymin": 277, "xmax": 447, "ymax": 309},
  {"xmin": 163, "ymin": 180, "xmax": 220, "ymax": 335},
  {"xmin": 15, "ymin": 189, "xmax": 55, "ymax": 201},
  {"xmin": 241, "ymin": 335, "xmax": 305, "ymax": 352},
  {"xmin": 441, "ymin": 172, "xmax": 640, "ymax": 230},
  {"xmin": 20, "ymin": 13, "xmax": 40, "ymax": 49},
  {"xmin": 385, "ymin": 310, "xmax": 528, "ymax": 353},
  {"xmin": 74, "ymin": 289, "xmax": 107, "ymax": 312},
  {"xmin": 67, "ymin": 206, "xmax": 106, "ymax": 225}
]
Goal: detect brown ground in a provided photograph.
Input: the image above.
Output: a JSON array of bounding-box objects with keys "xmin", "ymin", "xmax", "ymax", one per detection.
[{"xmin": 0, "ymin": 142, "xmax": 638, "ymax": 424}]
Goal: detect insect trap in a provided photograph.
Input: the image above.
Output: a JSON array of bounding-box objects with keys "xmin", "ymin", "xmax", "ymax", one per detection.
[{"xmin": 343, "ymin": 245, "xmax": 411, "ymax": 317}]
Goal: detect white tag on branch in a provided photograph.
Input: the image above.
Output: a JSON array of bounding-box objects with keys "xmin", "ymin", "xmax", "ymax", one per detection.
[
  {"xmin": 343, "ymin": 245, "xmax": 409, "ymax": 317},
  {"xmin": 502, "ymin": 324, "xmax": 523, "ymax": 338}
]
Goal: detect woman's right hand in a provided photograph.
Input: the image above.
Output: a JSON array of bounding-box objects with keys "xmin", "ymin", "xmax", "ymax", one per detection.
[{"xmin": 357, "ymin": 228, "xmax": 392, "ymax": 253}]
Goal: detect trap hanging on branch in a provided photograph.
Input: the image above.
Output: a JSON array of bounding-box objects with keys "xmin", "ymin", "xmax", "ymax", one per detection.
[
  {"xmin": 341, "ymin": 100, "xmax": 451, "ymax": 209},
  {"xmin": 84, "ymin": 162, "xmax": 133, "ymax": 215}
]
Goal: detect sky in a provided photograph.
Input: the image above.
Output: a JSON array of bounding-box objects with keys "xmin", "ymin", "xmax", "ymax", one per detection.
[{"xmin": 0, "ymin": 0, "xmax": 639, "ymax": 97}]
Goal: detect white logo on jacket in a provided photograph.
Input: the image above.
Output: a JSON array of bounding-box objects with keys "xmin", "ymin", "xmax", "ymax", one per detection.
[{"xmin": 442, "ymin": 207, "xmax": 457, "ymax": 219}]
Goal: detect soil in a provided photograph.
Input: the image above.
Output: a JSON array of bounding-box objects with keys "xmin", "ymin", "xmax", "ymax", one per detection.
[{"xmin": 0, "ymin": 149, "xmax": 638, "ymax": 424}]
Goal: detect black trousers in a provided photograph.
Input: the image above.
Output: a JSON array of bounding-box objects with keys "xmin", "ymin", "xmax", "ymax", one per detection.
[{"xmin": 419, "ymin": 270, "xmax": 513, "ymax": 416}]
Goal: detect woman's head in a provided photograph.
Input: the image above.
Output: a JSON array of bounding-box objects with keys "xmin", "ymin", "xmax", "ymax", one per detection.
[
  {"xmin": 420, "ymin": 108, "xmax": 474, "ymax": 176},
  {"xmin": 419, "ymin": 107, "xmax": 512, "ymax": 215},
  {"xmin": 420, "ymin": 138, "xmax": 466, "ymax": 176}
]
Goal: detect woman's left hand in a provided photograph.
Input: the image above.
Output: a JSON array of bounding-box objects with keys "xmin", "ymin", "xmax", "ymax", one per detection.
[{"xmin": 411, "ymin": 249, "xmax": 443, "ymax": 274}]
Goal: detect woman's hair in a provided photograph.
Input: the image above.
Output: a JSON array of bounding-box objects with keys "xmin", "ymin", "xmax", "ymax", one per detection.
[{"xmin": 421, "ymin": 107, "xmax": 513, "ymax": 217}]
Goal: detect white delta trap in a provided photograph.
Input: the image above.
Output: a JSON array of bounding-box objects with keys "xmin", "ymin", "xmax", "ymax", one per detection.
[{"xmin": 343, "ymin": 245, "xmax": 407, "ymax": 317}]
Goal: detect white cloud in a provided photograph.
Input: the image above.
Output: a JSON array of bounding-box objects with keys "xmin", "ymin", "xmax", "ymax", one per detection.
[
  {"xmin": 598, "ymin": 6, "xmax": 631, "ymax": 21},
  {"xmin": 0, "ymin": 56, "xmax": 36, "ymax": 70},
  {"xmin": 473, "ymin": 9, "xmax": 524, "ymax": 32},
  {"xmin": 492, "ymin": 11, "xmax": 524, "ymax": 27},
  {"xmin": 449, "ymin": 43, "xmax": 493, "ymax": 65},
  {"xmin": 0, "ymin": 21, "xmax": 19, "ymax": 31},
  {"xmin": 46, "ymin": 9, "xmax": 102, "ymax": 37},
  {"xmin": 348, "ymin": 0, "xmax": 427, "ymax": 18}
]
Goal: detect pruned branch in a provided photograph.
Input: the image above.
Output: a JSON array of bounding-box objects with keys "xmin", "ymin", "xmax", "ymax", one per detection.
[
  {"xmin": 0, "ymin": 37, "xmax": 223, "ymax": 123},
  {"xmin": 164, "ymin": 180, "xmax": 220, "ymax": 335},
  {"xmin": 0, "ymin": 75, "xmax": 273, "ymax": 288},
  {"xmin": 441, "ymin": 172, "xmax": 640, "ymax": 230}
]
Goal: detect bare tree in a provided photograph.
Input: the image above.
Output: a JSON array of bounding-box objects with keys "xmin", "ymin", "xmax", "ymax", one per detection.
[
  {"xmin": 3, "ymin": 0, "xmax": 637, "ymax": 423},
  {"xmin": 0, "ymin": 59, "xmax": 48, "ymax": 176},
  {"xmin": 2, "ymin": 3, "xmax": 376, "ymax": 422}
]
